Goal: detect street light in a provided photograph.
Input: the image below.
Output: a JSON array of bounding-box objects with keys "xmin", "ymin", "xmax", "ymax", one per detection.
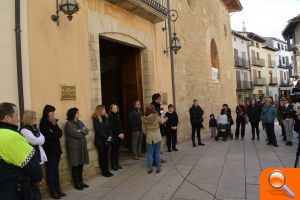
[
  {"xmin": 51, "ymin": 0, "xmax": 80, "ymax": 26},
  {"xmin": 171, "ymin": 32, "xmax": 181, "ymax": 54},
  {"xmin": 163, "ymin": 9, "xmax": 181, "ymax": 54}
]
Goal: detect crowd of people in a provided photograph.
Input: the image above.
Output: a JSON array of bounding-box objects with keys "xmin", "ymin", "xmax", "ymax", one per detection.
[
  {"xmin": 1, "ymin": 91, "xmax": 300, "ymax": 199},
  {"xmin": 208, "ymin": 96, "xmax": 300, "ymax": 148}
]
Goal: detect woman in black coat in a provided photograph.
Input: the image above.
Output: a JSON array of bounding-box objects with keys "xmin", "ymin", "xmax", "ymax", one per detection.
[
  {"xmin": 165, "ymin": 104, "xmax": 179, "ymax": 152},
  {"xmin": 108, "ymin": 104, "xmax": 125, "ymax": 171},
  {"xmin": 247, "ymin": 99, "xmax": 261, "ymax": 140},
  {"xmin": 92, "ymin": 105, "xmax": 113, "ymax": 177},
  {"xmin": 39, "ymin": 105, "xmax": 65, "ymax": 199}
]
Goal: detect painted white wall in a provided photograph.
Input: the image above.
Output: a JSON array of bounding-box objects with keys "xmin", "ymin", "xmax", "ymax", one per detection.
[
  {"xmin": 0, "ymin": 0, "xmax": 19, "ymax": 105},
  {"xmin": 232, "ymin": 35, "xmax": 249, "ymax": 58}
]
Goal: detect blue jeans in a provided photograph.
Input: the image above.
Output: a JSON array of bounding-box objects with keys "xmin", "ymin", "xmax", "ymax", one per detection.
[{"xmin": 147, "ymin": 142, "xmax": 161, "ymax": 170}]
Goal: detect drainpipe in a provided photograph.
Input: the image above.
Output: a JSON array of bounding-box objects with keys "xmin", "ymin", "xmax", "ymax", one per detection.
[
  {"xmin": 15, "ymin": 0, "xmax": 25, "ymax": 116},
  {"xmin": 167, "ymin": 0, "xmax": 176, "ymax": 107}
]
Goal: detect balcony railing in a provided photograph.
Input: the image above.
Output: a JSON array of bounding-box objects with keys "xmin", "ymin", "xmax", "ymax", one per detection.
[
  {"xmin": 277, "ymin": 62, "xmax": 290, "ymax": 69},
  {"xmin": 236, "ymin": 80, "xmax": 252, "ymax": 90},
  {"xmin": 267, "ymin": 60, "xmax": 276, "ymax": 68},
  {"xmin": 269, "ymin": 77, "xmax": 278, "ymax": 85},
  {"xmin": 279, "ymin": 79, "xmax": 291, "ymax": 87},
  {"xmin": 105, "ymin": 0, "xmax": 167, "ymax": 23},
  {"xmin": 253, "ymin": 78, "xmax": 266, "ymax": 86},
  {"xmin": 252, "ymin": 58, "xmax": 265, "ymax": 67},
  {"xmin": 234, "ymin": 57, "xmax": 249, "ymax": 69}
]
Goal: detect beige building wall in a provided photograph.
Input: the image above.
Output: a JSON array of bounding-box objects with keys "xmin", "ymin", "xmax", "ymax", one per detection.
[
  {"xmin": 0, "ymin": 1, "xmax": 19, "ymax": 105},
  {"xmin": 26, "ymin": 0, "xmax": 240, "ymax": 191},
  {"xmin": 27, "ymin": 0, "xmax": 173, "ymax": 189}
]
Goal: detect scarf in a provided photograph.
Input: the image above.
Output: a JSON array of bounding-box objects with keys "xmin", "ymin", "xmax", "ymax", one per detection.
[{"xmin": 48, "ymin": 116, "xmax": 57, "ymax": 126}]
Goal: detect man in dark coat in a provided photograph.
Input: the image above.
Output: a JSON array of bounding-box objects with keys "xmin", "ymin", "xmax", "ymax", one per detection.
[
  {"xmin": 0, "ymin": 102, "xmax": 42, "ymax": 200},
  {"xmin": 189, "ymin": 99, "xmax": 205, "ymax": 147},
  {"xmin": 128, "ymin": 100, "xmax": 143, "ymax": 160}
]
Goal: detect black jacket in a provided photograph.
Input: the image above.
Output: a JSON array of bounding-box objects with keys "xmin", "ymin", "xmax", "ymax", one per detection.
[
  {"xmin": 189, "ymin": 105, "xmax": 204, "ymax": 124},
  {"xmin": 165, "ymin": 112, "xmax": 179, "ymax": 131},
  {"xmin": 247, "ymin": 105, "xmax": 261, "ymax": 123},
  {"xmin": 39, "ymin": 118, "xmax": 62, "ymax": 157},
  {"xmin": 128, "ymin": 109, "xmax": 143, "ymax": 132},
  {"xmin": 0, "ymin": 122, "xmax": 42, "ymax": 200},
  {"xmin": 209, "ymin": 118, "xmax": 217, "ymax": 127},
  {"xmin": 151, "ymin": 101, "xmax": 161, "ymax": 116},
  {"xmin": 93, "ymin": 116, "xmax": 112, "ymax": 147},
  {"xmin": 108, "ymin": 113, "xmax": 124, "ymax": 140},
  {"xmin": 282, "ymin": 104, "xmax": 296, "ymax": 120}
]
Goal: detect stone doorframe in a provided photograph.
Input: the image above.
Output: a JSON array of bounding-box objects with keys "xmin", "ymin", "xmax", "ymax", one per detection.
[{"xmin": 88, "ymin": 32, "xmax": 155, "ymax": 110}]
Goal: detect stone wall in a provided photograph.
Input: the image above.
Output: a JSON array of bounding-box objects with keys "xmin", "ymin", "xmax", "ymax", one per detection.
[{"xmin": 169, "ymin": 0, "xmax": 238, "ymax": 142}]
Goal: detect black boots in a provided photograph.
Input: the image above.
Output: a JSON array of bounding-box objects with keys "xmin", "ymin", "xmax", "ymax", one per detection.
[
  {"xmin": 50, "ymin": 190, "xmax": 61, "ymax": 199},
  {"xmin": 72, "ymin": 166, "xmax": 83, "ymax": 190},
  {"xmin": 78, "ymin": 166, "xmax": 89, "ymax": 188},
  {"xmin": 56, "ymin": 186, "xmax": 66, "ymax": 197},
  {"xmin": 198, "ymin": 138, "xmax": 205, "ymax": 146},
  {"xmin": 192, "ymin": 138, "xmax": 196, "ymax": 147}
]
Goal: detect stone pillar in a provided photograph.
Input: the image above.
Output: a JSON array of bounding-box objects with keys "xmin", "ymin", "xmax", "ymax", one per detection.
[{"xmin": 89, "ymin": 32, "xmax": 102, "ymax": 110}]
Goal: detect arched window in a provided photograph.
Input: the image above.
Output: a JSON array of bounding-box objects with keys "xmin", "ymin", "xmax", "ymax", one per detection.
[{"xmin": 210, "ymin": 39, "xmax": 220, "ymax": 83}]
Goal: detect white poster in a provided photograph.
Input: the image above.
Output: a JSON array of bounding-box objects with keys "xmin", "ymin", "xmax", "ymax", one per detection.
[{"xmin": 211, "ymin": 67, "xmax": 220, "ymax": 83}]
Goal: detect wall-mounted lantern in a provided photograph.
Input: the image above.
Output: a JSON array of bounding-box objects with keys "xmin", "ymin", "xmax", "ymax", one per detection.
[
  {"xmin": 51, "ymin": 0, "xmax": 80, "ymax": 26},
  {"xmin": 163, "ymin": 9, "xmax": 181, "ymax": 54}
]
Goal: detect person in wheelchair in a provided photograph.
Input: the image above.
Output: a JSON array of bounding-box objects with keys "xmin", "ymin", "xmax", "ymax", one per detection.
[{"xmin": 216, "ymin": 109, "xmax": 230, "ymax": 141}]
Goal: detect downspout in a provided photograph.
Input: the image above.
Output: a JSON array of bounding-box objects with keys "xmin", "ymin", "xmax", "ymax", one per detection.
[
  {"xmin": 15, "ymin": 0, "xmax": 25, "ymax": 116},
  {"xmin": 167, "ymin": 0, "xmax": 176, "ymax": 107}
]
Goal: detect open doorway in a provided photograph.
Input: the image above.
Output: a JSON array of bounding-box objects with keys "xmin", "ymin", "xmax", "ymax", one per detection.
[{"xmin": 99, "ymin": 37, "xmax": 143, "ymax": 148}]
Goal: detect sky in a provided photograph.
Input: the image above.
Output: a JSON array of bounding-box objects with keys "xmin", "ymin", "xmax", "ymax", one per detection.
[{"xmin": 230, "ymin": 0, "xmax": 300, "ymax": 40}]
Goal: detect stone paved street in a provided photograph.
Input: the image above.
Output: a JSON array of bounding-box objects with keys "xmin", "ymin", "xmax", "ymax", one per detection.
[{"xmin": 47, "ymin": 123, "xmax": 299, "ymax": 200}]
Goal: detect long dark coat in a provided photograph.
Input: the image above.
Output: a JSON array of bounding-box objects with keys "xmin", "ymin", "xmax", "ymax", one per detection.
[{"xmin": 65, "ymin": 120, "xmax": 89, "ymax": 167}]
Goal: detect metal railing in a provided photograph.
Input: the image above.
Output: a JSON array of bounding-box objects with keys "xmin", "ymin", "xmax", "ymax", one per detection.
[
  {"xmin": 236, "ymin": 80, "xmax": 252, "ymax": 90},
  {"xmin": 139, "ymin": 0, "xmax": 167, "ymax": 14},
  {"xmin": 277, "ymin": 62, "xmax": 289, "ymax": 69},
  {"xmin": 252, "ymin": 58, "xmax": 265, "ymax": 67},
  {"xmin": 234, "ymin": 57, "xmax": 249, "ymax": 69},
  {"xmin": 279, "ymin": 79, "xmax": 290, "ymax": 87},
  {"xmin": 253, "ymin": 78, "xmax": 266, "ymax": 85},
  {"xmin": 267, "ymin": 60, "xmax": 276, "ymax": 68},
  {"xmin": 269, "ymin": 77, "xmax": 278, "ymax": 85}
]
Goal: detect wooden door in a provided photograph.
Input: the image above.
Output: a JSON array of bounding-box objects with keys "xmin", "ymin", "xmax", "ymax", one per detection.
[{"xmin": 121, "ymin": 47, "xmax": 143, "ymax": 146}]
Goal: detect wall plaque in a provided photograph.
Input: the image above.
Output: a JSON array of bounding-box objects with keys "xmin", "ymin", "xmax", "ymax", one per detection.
[{"xmin": 60, "ymin": 85, "xmax": 76, "ymax": 100}]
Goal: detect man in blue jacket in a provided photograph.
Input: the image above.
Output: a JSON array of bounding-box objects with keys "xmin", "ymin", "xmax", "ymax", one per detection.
[{"xmin": 261, "ymin": 98, "xmax": 278, "ymax": 147}]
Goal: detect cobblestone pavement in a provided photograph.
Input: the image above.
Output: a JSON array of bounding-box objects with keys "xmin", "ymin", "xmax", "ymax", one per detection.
[{"xmin": 46, "ymin": 123, "xmax": 299, "ymax": 200}]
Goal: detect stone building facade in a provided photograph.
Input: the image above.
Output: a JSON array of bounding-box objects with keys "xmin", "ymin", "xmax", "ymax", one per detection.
[
  {"xmin": 283, "ymin": 14, "xmax": 300, "ymax": 81},
  {"xmin": 1, "ymin": 0, "xmax": 242, "ymax": 190}
]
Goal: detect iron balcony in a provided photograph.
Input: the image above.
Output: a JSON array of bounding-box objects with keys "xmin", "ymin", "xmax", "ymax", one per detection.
[{"xmin": 105, "ymin": 0, "xmax": 167, "ymax": 23}]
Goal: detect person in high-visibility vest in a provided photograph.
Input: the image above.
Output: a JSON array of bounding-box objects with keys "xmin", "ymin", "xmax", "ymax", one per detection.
[{"xmin": 0, "ymin": 102, "xmax": 42, "ymax": 200}]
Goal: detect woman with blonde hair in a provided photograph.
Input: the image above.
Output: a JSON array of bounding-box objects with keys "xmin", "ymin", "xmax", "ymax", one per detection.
[
  {"xmin": 20, "ymin": 110, "xmax": 47, "ymax": 199},
  {"xmin": 92, "ymin": 105, "xmax": 113, "ymax": 177},
  {"xmin": 21, "ymin": 110, "xmax": 47, "ymax": 164},
  {"xmin": 142, "ymin": 105, "xmax": 167, "ymax": 174}
]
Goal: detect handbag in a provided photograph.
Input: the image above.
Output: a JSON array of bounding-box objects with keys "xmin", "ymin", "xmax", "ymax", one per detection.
[{"xmin": 17, "ymin": 176, "xmax": 41, "ymax": 200}]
